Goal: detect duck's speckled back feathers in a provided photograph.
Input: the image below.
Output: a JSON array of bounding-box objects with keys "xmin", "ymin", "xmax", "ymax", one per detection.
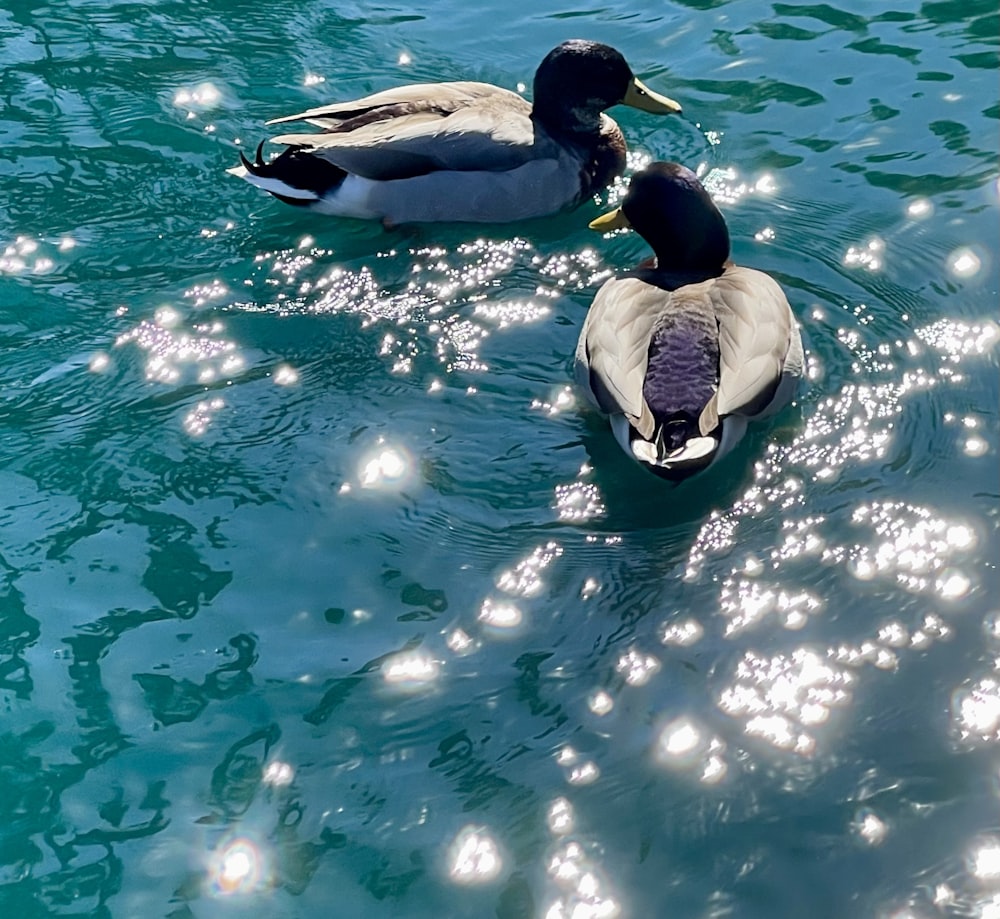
[
  {"xmin": 642, "ymin": 308, "xmax": 719, "ymax": 450},
  {"xmin": 577, "ymin": 161, "xmax": 804, "ymax": 480}
]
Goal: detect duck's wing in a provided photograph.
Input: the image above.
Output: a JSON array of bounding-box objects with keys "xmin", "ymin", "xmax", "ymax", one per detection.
[
  {"xmin": 698, "ymin": 266, "xmax": 802, "ymax": 435},
  {"xmin": 575, "ymin": 278, "xmax": 669, "ymax": 440},
  {"xmin": 266, "ymin": 81, "xmax": 513, "ymax": 128},
  {"xmin": 266, "ymin": 82, "xmax": 544, "ymax": 181}
]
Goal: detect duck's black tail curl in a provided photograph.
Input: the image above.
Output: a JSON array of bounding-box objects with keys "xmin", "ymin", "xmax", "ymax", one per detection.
[{"xmin": 238, "ymin": 142, "xmax": 347, "ymax": 206}]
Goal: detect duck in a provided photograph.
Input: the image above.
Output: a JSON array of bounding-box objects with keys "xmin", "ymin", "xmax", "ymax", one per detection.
[
  {"xmin": 228, "ymin": 40, "xmax": 681, "ymax": 226},
  {"xmin": 575, "ymin": 161, "xmax": 804, "ymax": 481}
]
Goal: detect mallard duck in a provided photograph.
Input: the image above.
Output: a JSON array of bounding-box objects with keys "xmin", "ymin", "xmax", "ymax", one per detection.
[
  {"xmin": 229, "ymin": 40, "xmax": 681, "ymax": 225},
  {"xmin": 575, "ymin": 161, "xmax": 804, "ymax": 480}
]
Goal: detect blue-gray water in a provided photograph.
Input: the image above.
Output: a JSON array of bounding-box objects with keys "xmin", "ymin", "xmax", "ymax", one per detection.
[{"xmin": 1, "ymin": 1, "xmax": 998, "ymax": 916}]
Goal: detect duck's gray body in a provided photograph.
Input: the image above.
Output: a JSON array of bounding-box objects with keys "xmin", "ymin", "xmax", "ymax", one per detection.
[
  {"xmin": 576, "ymin": 162, "xmax": 804, "ymax": 480},
  {"xmin": 232, "ymin": 83, "xmax": 623, "ymax": 224},
  {"xmin": 229, "ymin": 41, "xmax": 681, "ymax": 225},
  {"xmin": 576, "ymin": 267, "xmax": 803, "ymax": 476}
]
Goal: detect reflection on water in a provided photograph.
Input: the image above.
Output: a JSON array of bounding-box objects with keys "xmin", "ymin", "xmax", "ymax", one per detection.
[
  {"xmin": 447, "ymin": 825, "xmax": 503, "ymax": 885},
  {"xmin": 0, "ymin": 0, "xmax": 998, "ymax": 915}
]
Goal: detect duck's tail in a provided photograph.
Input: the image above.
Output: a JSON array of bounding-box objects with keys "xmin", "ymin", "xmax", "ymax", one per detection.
[
  {"xmin": 228, "ymin": 142, "xmax": 346, "ymax": 206},
  {"xmin": 612, "ymin": 412, "xmax": 721, "ymax": 481}
]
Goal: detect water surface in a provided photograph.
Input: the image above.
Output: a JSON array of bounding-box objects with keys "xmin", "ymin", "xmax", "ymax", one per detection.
[{"xmin": 0, "ymin": 1, "xmax": 998, "ymax": 917}]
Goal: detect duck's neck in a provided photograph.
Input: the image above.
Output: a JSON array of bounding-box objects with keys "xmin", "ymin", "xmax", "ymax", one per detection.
[
  {"xmin": 531, "ymin": 101, "xmax": 605, "ymax": 137},
  {"xmin": 631, "ymin": 256, "xmax": 729, "ymax": 291}
]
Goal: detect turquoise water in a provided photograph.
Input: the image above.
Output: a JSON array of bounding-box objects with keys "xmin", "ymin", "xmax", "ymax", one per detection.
[{"xmin": 1, "ymin": 0, "xmax": 998, "ymax": 916}]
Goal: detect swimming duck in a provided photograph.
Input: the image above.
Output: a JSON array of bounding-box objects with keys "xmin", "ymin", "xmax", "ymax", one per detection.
[
  {"xmin": 575, "ymin": 162, "xmax": 804, "ymax": 480},
  {"xmin": 229, "ymin": 40, "xmax": 681, "ymax": 225}
]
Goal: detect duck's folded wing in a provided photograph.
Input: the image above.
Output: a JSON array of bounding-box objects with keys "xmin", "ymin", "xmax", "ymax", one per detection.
[
  {"xmin": 267, "ymin": 81, "xmax": 515, "ymax": 128},
  {"xmin": 575, "ymin": 278, "xmax": 667, "ymax": 440},
  {"xmin": 266, "ymin": 84, "xmax": 541, "ymax": 181},
  {"xmin": 701, "ymin": 267, "xmax": 800, "ymax": 433}
]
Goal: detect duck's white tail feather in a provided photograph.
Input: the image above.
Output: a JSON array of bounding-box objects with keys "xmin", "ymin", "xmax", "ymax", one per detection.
[{"xmin": 227, "ymin": 163, "xmax": 320, "ymax": 201}]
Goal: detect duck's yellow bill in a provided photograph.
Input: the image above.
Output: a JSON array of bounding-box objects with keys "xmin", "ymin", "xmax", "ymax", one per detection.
[
  {"xmin": 589, "ymin": 207, "xmax": 631, "ymax": 232},
  {"xmin": 623, "ymin": 77, "xmax": 682, "ymax": 115}
]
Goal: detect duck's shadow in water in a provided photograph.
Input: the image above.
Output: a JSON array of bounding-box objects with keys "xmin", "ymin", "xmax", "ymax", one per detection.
[{"xmin": 574, "ymin": 402, "xmax": 804, "ymax": 533}]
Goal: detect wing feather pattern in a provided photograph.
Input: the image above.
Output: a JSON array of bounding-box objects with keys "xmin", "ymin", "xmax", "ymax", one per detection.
[
  {"xmin": 575, "ymin": 278, "xmax": 669, "ymax": 440},
  {"xmin": 711, "ymin": 267, "xmax": 797, "ymax": 419},
  {"xmin": 266, "ymin": 81, "xmax": 516, "ymax": 126},
  {"xmin": 264, "ymin": 83, "xmax": 541, "ymax": 181}
]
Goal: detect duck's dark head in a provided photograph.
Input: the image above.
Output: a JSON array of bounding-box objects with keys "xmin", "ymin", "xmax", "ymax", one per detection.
[
  {"xmin": 591, "ymin": 162, "xmax": 731, "ymax": 274},
  {"xmin": 533, "ymin": 40, "xmax": 681, "ymax": 134}
]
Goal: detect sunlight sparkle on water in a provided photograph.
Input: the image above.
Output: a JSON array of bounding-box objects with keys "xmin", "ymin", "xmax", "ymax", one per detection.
[
  {"xmin": 755, "ymin": 173, "xmax": 776, "ymax": 194},
  {"xmin": 545, "ymin": 842, "xmax": 620, "ymax": 919},
  {"xmin": 473, "ymin": 298, "xmax": 550, "ymax": 328},
  {"xmin": 155, "ymin": 306, "xmax": 181, "ymax": 328},
  {"xmin": 174, "ymin": 82, "xmax": 221, "ymax": 109},
  {"xmin": 654, "ymin": 718, "xmax": 729, "ymax": 782},
  {"xmin": 303, "ymin": 240, "xmax": 543, "ymax": 372},
  {"xmin": 657, "ymin": 718, "xmax": 702, "ymax": 759},
  {"xmin": 556, "ymin": 746, "xmax": 579, "ymax": 767},
  {"xmin": 933, "ymin": 885, "xmax": 956, "ymax": 908},
  {"xmin": 262, "ymin": 760, "xmax": 294, "ymax": 787},
  {"xmin": 547, "ymin": 797, "xmax": 575, "ymax": 835},
  {"xmin": 844, "ymin": 238, "xmax": 885, "ymax": 271},
  {"xmin": 88, "ymin": 352, "xmax": 111, "ymax": 373},
  {"xmin": 207, "ymin": 837, "xmax": 266, "ymax": 896},
  {"xmin": 971, "ymin": 840, "xmax": 1000, "ymax": 881},
  {"xmin": 183, "ymin": 397, "xmax": 225, "ymax": 437},
  {"xmin": 616, "ymin": 648, "xmax": 661, "ymax": 686},
  {"xmin": 567, "ymin": 761, "xmax": 601, "ymax": 786},
  {"xmin": 701, "ymin": 754, "xmax": 728, "ymax": 784},
  {"xmin": 844, "ymin": 502, "xmax": 975, "ymax": 597},
  {"xmin": 359, "ymin": 446, "xmax": 410, "ymax": 489},
  {"xmin": 448, "ymin": 826, "xmax": 502, "ymax": 885},
  {"xmin": 478, "ymin": 597, "xmax": 523, "ymax": 630},
  {"xmin": 272, "ymin": 364, "xmax": 299, "ymax": 386},
  {"xmin": 117, "ymin": 316, "xmax": 237, "ymax": 386},
  {"xmin": 937, "ymin": 570, "xmax": 971, "ymax": 600},
  {"xmin": 916, "ymin": 319, "xmax": 999, "ymax": 360},
  {"xmin": 701, "ymin": 166, "xmax": 747, "ymax": 205},
  {"xmin": 588, "ymin": 690, "xmax": 614, "ymax": 716},
  {"xmin": 554, "ymin": 482, "xmax": 605, "ymax": 522},
  {"xmin": 948, "ymin": 246, "xmax": 984, "ymax": 279},
  {"xmin": 496, "ymin": 542, "xmax": 563, "ymax": 597},
  {"xmin": 383, "ymin": 651, "xmax": 440, "ymax": 688},
  {"xmin": 538, "ymin": 247, "xmax": 609, "ymax": 290},
  {"xmin": 660, "ymin": 618, "xmax": 704, "ymax": 646},
  {"xmin": 0, "ymin": 234, "xmax": 68, "ymax": 274},
  {"xmin": 954, "ymin": 678, "xmax": 1000, "ymax": 744},
  {"xmin": 964, "ymin": 436, "xmax": 989, "ymax": 457},
  {"xmin": 853, "ymin": 809, "xmax": 889, "ymax": 846},
  {"xmin": 446, "ymin": 628, "xmax": 475, "ymax": 655},
  {"xmin": 531, "ymin": 385, "xmax": 576, "ymax": 415},
  {"xmin": 719, "ymin": 648, "xmax": 853, "ymax": 755},
  {"xmin": 906, "ymin": 197, "xmax": 934, "ymax": 219}
]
